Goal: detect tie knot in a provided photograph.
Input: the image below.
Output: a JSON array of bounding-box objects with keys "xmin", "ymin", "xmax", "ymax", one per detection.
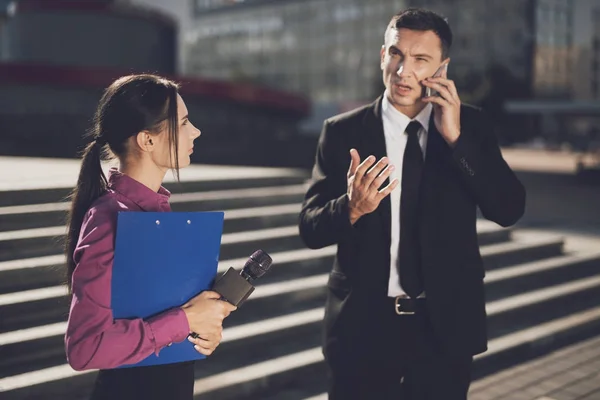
[{"xmin": 405, "ymin": 121, "xmax": 421, "ymax": 137}]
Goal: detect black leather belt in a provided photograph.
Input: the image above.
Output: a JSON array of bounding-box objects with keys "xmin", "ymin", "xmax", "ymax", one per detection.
[{"xmin": 388, "ymin": 296, "xmax": 427, "ymax": 315}]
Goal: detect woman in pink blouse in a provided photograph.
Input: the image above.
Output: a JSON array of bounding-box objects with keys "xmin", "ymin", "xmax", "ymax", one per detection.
[{"xmin": 63, "ymin": 74, "xmax": 236, "ymax": 400}]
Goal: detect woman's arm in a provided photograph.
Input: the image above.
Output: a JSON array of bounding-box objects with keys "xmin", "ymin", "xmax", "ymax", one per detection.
[{"xmin": 65, "ymin": 207, "xmax": 190, "ymax": 371}]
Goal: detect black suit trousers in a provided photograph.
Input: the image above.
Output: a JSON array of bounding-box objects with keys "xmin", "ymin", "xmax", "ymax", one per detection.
[{"xmin": 327, "ymin": 308, "xmax": 472, "ymax": 400}]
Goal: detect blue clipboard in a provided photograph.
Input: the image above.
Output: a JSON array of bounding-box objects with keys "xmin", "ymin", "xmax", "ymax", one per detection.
[{"xmin": 111, "ymin": 211, "xmax": 224, "ymax": 368}]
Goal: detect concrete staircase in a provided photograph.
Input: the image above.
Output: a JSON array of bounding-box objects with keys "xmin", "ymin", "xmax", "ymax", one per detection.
[{"xmin": 1, "ymin": 165, "xmax": 600, "ymax": 399}]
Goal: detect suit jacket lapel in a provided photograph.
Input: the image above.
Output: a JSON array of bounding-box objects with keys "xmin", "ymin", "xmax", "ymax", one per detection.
[
  {"xmin": 421, "ymin": 113, "xmax": 454, "ymax": 234},
  {"xmin": 424, "ymin": 114, "xmax": 453, "ymax": 180},
  {"xmin": 361, "ymin": 96, "xmax": 392, "ymax": 244},
  {"xmin": 424, "ymin": 115, "xmax": 441, "ymax": 174}
]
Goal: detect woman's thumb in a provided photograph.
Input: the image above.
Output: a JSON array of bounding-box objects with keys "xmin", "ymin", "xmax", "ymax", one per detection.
[{"xmin": 201, "ymin": 290, "xmax": 222, "ymax": 300}]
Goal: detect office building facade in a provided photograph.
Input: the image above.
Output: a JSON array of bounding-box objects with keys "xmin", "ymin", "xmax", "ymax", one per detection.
[
  {"xmin": 184, "ymin": 0, "xmax": 599, "ymax": 103},
  {"xmin": 186, "ymin": 0, "xmax": 407, "ymax": 110}
]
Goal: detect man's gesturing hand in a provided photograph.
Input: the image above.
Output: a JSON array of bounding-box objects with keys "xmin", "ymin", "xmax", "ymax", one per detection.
[{"xmin": 347, "ymin": 149, "xmax": 398, "ymax": 225}]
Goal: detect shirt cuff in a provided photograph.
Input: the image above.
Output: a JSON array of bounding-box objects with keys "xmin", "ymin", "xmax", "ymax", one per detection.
[{"xmin": 147, "ymin": 308, "xmax": 190, "ymax": 354}]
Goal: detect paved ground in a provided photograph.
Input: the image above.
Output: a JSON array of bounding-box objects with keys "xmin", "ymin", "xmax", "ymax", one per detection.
[{"xmin": 470, "ymin": 335, "xmax": 600, "ymax": 400}]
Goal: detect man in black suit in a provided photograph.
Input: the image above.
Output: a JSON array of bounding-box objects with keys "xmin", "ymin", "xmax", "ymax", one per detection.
[{"xmin": 299, "ymin": 8, "xmax": 526, "ymax": 400}]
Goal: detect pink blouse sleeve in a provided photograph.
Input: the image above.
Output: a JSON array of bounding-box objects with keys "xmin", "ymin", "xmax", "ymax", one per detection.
[{"xmin": 64, "ymin": 206, "xmax": 190, "ymax": 371}]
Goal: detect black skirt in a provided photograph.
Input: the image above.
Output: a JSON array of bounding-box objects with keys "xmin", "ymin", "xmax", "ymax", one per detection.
[{"xmin": 90, "ymin": 361, "xmax": 195, "ymax": 400}]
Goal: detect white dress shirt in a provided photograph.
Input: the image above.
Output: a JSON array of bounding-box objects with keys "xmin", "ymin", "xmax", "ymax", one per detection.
[{"xmin": 381, "ymin": 91, "xmax": 433, "ymax": 298}]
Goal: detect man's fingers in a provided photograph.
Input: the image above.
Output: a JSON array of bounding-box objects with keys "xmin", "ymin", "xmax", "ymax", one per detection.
[
  {"xmin": 423, "ymin": 81, "xmax": 455, "ymax": 104},
  {"xmin": 363, "ymin": 157, "xmax": 390, "ymax": 188},
  {"xmin": 347, "ymin": 149, "xmax": 361, "ymax": 178},
  {"xmin": 353, "ymin": 155, "xmax": 376, "ymax": 185},
  {"xmin": 369, "ymin": 164, "xmax": 395, "ymax": 191},
  {"xmin": 366, "ymin": 157, "xmax": 390, "ymax": 176},
  {"xmin": 445, "ymin": 79, "xmax": 459, "ymax": 102},
  {"xmin": 422, "ymin": 95, "xmax": 451, "ymax": 109},
  {"xmin": 426, "ymin": 77, "xmax": 459, "ymax": 102},
  {"xmin": 376, "ymin": 179, "xmax": 400, "ymax": 200}
]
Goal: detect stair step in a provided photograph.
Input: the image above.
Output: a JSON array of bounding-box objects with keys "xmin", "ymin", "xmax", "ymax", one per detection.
[
  {"xmin": 0, "ymin": 184, "xmax": 307, "ymax": 237},
  {"xmin": 0, "ymin": 246, "xmax": 336, "ymax": 296},
  {"xmin": 481, "ymin": 233, "xmax": 564, "ymax": 269},
  {"xmin": 0, "ymin": 202, "xmax": 301, "ymax": 234},
  {"xmin": 198, "ymin": 304, "xmax": 600, "ymax": 399},
  {"xmin": 0, "ymin": 220, "xmax": 511, "ymax": 293},
  {"xmin": 486, "ymin": 275, "xmax": 600, "ymax": 338},
  {"xmin": 0, "ymin": 247, "xmax": 336, "ymax": 333},
  {"xmin": 194, "ymin": 348, "xmax": 324, "ymax": 398},
  {"xmin": 5, "ymin": 249, "xmax": 593, "ymax": 343},
  {"xmin": 474, "ymin": 305, "xmax": 600, "ymax": 378},
  {"xmin": 0, "ymin": 236, "xmax": 568, "ymax": 339},
  {"xmin": 488, "ymin": 276, "xmax": 600, "ymax": 315},
  {"xmin": 0, "ymin": 185, "xmax": 307, "ymax": 232},
  {"xmin": 0, "ymin": 159, "xmax": 307, "ymax": 207},
  {"xmin": 484, "ymin": 252, "xmax": 600, "ymax": 300},
  {"xmin": 304, "ymin": 394, "xmax": 326, "ymax": 400},
  {"xmin": 195, "ymin": 304, "xmax": 600, "ymax": 399},
  {"xmin": 2, "ymin": 256, "xmax": 600, "ymax": 396},
  {"xmin": 0, "ymin": 222, "xmax": 304, "ymax": 263},
  {"xmin": 1, "ymin": 229, "xmax": 547, "ymax": 332}
]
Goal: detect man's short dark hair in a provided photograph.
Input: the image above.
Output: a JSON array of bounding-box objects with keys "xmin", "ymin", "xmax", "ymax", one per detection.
[{"xmin": 386, "ymin": 8, "xmax": 453, "ymax": 59}]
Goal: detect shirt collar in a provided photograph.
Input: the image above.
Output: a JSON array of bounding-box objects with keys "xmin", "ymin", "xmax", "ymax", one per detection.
[
  {"xmin": 382, "ymin": 91, "xmax": 433, "ymax": 134},
  {"xmin": 107, "ymin": 168, "xmax": 171, "ymax": 212}
]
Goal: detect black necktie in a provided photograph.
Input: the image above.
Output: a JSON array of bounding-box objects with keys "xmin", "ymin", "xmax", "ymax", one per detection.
[{"xmin": 398, "ymin": 120, "xmax": 424, "ymax": 298}]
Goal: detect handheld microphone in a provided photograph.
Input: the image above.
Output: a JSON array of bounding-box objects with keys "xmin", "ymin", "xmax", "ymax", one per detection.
[
  {"xmin": 212, "ymin": 249, "xmax": 273, "ymax": 307},
  {"xmin": 188, "ymin": 250, "xmax": 273, "ymax": 340}
]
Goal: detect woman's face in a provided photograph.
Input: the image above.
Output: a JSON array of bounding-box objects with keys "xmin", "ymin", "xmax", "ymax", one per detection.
[{"xmin": 152, "ymin": 94, "xmax": 201, "ymax": 170}]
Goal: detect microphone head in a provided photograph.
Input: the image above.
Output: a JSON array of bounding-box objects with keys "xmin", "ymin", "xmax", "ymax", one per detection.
[{"xmin": 243, "ymin": 250, "xmax": 273, "ymax": 280}]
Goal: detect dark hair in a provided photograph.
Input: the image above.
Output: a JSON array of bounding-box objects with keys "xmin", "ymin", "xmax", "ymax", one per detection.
[
  {"xmin": 64, "ymin": 74, "xmax": 180, "ymax": 292},
  {"xmin": 386, "ymin": 8, "xmax": 453, "ymax": 59}
]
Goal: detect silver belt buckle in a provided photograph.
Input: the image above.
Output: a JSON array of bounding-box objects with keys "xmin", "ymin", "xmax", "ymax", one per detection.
[{"xmin": 394, "ymin": 296, "xmax": 415, "ymax": 315}]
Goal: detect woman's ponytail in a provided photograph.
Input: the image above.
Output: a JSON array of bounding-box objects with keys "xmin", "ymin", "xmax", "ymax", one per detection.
[{"xmin": 64, "ymin": 140, "xmax": 107, "ymax": 292}]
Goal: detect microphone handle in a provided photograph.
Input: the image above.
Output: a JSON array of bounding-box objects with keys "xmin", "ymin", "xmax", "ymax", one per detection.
[
  {"xmin": 212, "ymin": 267, "xmax": 255, "ymax": 306},
  {"xmin": 188, "ymin": 268, "xmax": 255, "ymax": 340}
]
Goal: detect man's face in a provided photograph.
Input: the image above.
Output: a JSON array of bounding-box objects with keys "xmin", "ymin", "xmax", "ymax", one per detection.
[{"xmin": 381, "ymin": 28, "xmax": 448, "ymax": 109}]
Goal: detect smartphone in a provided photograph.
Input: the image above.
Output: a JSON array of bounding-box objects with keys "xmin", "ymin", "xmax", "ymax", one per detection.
[{"xmin": 424, "ymin": 63, "xmax": 448, "ymax": 98}]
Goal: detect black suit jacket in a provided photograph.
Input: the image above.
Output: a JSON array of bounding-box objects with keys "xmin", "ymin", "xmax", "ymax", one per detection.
[{"xmin": 299, "ymin": 96, "xmax": 526, "ymax": 363}]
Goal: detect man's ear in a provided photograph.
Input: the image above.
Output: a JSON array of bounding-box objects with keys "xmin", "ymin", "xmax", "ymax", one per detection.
[
  {"xmin": 441, "ymin": 58, "xmax": 451, "ymax": 74},
  {"xmin": 380, "ymin": 45, "xmax": 386, "ymax": 70}
]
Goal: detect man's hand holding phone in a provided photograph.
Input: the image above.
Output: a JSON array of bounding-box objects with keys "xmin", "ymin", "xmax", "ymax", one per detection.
[
  {"xmin": 422, "ymin": 62, "xmax": 462, "ymax": 147},
  {"xmin": 424, "ymin": 63, "xmax": 446, "ymax": 98}
]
